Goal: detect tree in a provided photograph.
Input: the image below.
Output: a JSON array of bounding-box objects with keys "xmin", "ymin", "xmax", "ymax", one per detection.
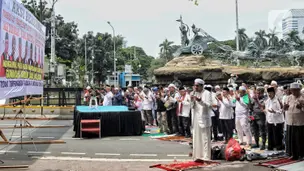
[
  {"xmin": 117, "ymin": 46, "xmax": 154, "ymax": 80},
  {"xmin": 189, "ymin": 0, "xmax": 199, "ymax": 6},
  {"xmin": 159, "ymin": 39, "xmax": 174, "ymax": 62},
  {"xmin": 148, "ymin": 58, "xmax": 166, "ymax": 77},
  {"xmin": 267, "ymin": 28, "xmax": 279, "ymax": 48},
  {"xmin": 254, "ymin": 30, "xmax": 268, "ymax": 50},
  {"xmin": 22, "ymin": 0, "xmax": 79, "ymax": 65},
  {"xmin": 237, "ymin": 28, "xmax": 248, "ymax": 51}
]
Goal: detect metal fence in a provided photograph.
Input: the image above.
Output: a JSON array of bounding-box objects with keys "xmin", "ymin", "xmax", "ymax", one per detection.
[{"xmin": 9, "ymin": 88, "xmax": 83, "ymax": 106}]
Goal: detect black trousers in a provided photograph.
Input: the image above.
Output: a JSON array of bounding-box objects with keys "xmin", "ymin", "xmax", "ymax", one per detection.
[
  {"xmin": 286, "ymin": 125, "xmax": 304, "ymax": 159},
  {"xmin": 250, "ymin": 113, "xmax": 266, "ymax": 146},
  {"xmin": 267, "ymin": 123, "xmax": 284, "ymax": 150},
  {"xmin": 211, "ymin": 110, "xmax": 222, "ymax": 140},
  {"xmin": 178, "ymin": 116, "xmax": 191, "ymax": 136},
  {"xmin": 166, "ymin": 108, "xmax": 178, "ymax": 134},
  {"xmin": 220, "ymin": 119, "xmax": 234, "ymax": 142}
]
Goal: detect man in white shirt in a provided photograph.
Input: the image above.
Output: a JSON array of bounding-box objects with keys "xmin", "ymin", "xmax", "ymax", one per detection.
[
  {"xmin": 142, "ymin": 88, "xmax": 154, "ymax": 125},
  {"xmin": 207, "ymin": 85, "xmax": 222, "ymax": 142},
  {"xmin": 177, "ymin": 87, "xmax": 191, "ymax": 137},
  {"xmin": 217, "ymin": 88, "xmax": 234, "ymax": 144},
  {"xmin": 164, "ymin": 84, "xmax": 180, "ymax": 134},
  {"xmin": 233, "ymin": 86, "xmax": 253, "ymax": 146},
  {"xmin": 191, "ymin": 78, "xmax": 212, "ymax": 160},
  {"xmin": 265, "ymin": 87, "xmax": 284, "ymax": 151},
  {"xmin": 102, "ymin": 86, "xmax": 113, "ymax": 106}
]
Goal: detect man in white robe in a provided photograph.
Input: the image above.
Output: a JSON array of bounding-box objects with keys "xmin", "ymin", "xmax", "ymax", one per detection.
[{"xmin": 191, "ymin": 78, "xmax": 212, "ymax": 160}]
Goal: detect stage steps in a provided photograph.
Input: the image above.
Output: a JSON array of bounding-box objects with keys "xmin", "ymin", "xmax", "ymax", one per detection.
[{"xmin": 80, "ymin": 119, "xmax": 101, "ymax": 138}]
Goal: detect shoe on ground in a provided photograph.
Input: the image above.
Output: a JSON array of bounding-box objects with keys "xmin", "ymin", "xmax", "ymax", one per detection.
[
  {"xmin": 185, "ymin": 135, "xmax": 191, "ymax": 138},
  {"xmin": 240, "ymin": 142, "xmax": 247, "ymax": 146},
  {"xmin": 260, "ymin": 145, "xmax": 266, "ymax": 150}
]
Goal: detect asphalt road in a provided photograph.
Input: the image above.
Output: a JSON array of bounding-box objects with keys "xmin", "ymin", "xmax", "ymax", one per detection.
[
  {"xmin": 0, "ymin": 119, "xmax": 191, "ymax": 162},
  {"xmin": 0, "ymin": 120, "xmax": 274, "ymax": 171}
]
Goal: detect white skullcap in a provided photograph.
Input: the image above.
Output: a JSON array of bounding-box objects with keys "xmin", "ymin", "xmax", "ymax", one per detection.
[
  {"xmin": 229, "ymin": 87, "xmax": 234, "ymax": 91},
  {"xmin": 206, "ymin": 85, "xmax": 212, "ymax": 88},
  {"xmin": 194, "ymin": 78, "xmax": 205, "ymax": 85},
  {"xmin": 114, "ymin": 87, "xmax": 119, "ymax": 90},
  {"xmin": 230, "ymin": 74, "xmax": 235, "ymax": 77},
  {"xmin": 271, "ymin": 81, "xmax": 277, "ymax": 86},
  {"xmin": 239, "ymin": 86, "xmax": 246, "ymax": 91},
  {"xmin": 290, "ymin": 82, "xmax": 302, "ymax": 89},
  {"xmin": 215, "ymin": 85, "xmax": 220, "ymax": 89},
  {"xmin": 264, "ymin": 84, "xmax": 269, "ymax": 88},
  {"xmin": 86, "ymin": 86, "xmax": 91, "ymax": 90},
  {"xmin": 168, "ymin": 84, "xmax": 176, "ymax": 88}
]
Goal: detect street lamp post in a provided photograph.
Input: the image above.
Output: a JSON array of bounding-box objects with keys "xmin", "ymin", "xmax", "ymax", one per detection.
[
  {"xmin": 235, "ymin": 0, "xmax": 240, "ymax": 51},
  {"xmin": 107, "ymin": 21, "xmax": 116, "ymax": 87}
]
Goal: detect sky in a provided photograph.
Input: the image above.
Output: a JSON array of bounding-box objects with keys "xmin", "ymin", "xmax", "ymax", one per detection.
[{"xmin": 51, "ymin": 0, "xmax": 304, "ymax": 57}]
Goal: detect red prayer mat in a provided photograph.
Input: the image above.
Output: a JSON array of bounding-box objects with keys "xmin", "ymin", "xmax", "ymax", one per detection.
[
  {"xmin": 150, "ymin": 159, "xmax": 220, "ymax": 171},
  {"xmin": 256, "ymin": 157, "xmax": 300, "ymax": 168}
]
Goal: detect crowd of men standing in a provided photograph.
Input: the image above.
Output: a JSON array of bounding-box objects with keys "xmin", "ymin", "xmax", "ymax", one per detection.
[{"xmin": 83, "ymin": 77, "xmax": 304, "ymax": 161}]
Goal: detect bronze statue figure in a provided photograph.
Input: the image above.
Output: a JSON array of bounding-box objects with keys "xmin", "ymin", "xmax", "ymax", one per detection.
[{"xmin": 176, "ymin": 15, "xmax": 190, "ymax": 47}]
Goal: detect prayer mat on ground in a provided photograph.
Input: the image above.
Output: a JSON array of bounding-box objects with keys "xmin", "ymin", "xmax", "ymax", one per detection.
[
  {"xmin": 144, "ymin": 126, "xmax": 160, "ymax": 134},
  {"xmin": 142, "ymin": 133, "xmax": 165, "ymax": 137},
  {"xmin": 154, "ymin": 135, "xmax": 192, "ymax": 143},
  {"xmin": 256, "ymin": 157, "xmax": 301, "ymax": 168},
  {"xmin": 150, "ymin": 159, "xmax": 220, "ymax": 171}
]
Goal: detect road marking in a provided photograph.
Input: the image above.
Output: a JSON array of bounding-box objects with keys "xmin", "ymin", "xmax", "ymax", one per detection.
[
  {"xmin": 61, "ymin": 152, "xmax": 86, "ymax": 155},
  {"xmin": 119, "ymin": 138, "xmax": 140, "ymax": 141},
  {"xmin": 95, "ymin": 153, "xmax": 121, "ymax": 156},
  {"xmin": 130, "ymin": 154, "xmax": 157, "ymax": 157},
  {"xmin": 167, "ymin": 154, "xmax": 189, "ymax": 157},
  {"xmin": 0, "ymin": 150, "xmax": 18, "ymax": 153},
  {"xmin": 28, "ymin": 151, "xmax": 51, "ymax": 154},
  {"xmin": 61, "ymin": 138, "xmax": 82, "ymax": 140},
  {"xmin": 32, "ymin": 156, "xmax": 192, "ymax": 162},
  {"xmin": 1, "ymin": 120, "xmax": 51, "ymax": 152},
  {"xmin": 11, "ymin": 136, "xmax": 29, "ymax": 138},
  {"xmin": 0, "ymin": 124, "xmax": 19, "ymax": 126},
  {"xmin": 37, "ymin": 137, "xmax": 55, "ymax": 139},
  {"xmin": 102, "ymin": 138, "xmax": 111, "ymax": 140}
]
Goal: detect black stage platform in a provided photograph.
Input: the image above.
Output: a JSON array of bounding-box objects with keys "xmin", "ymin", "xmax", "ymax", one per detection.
[{"xmin": 73, "ymin": 106, "xmax": 142, "ymax": 138}]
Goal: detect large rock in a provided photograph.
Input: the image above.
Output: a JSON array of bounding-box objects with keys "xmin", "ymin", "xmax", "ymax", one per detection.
[
  {"xmin": 165, "ymin": 56, "xmax": 205, "ymax": 67},
  {"xmin": 154, "ymin": 56, "xmax": 304, "ymax": 85}
]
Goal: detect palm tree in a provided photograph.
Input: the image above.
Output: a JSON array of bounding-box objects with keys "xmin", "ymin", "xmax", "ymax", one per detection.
[
  {"xmin": 286, "ymin": 30, "xmax": 302, "ymax": 45},
  {"xmin": 159, "ymin": 39, "xmax": 174, "ymax": 62},
  {"xmin": 254, "ymin": 30, "xmax": 268, "ymax": 50},
  {"xmin": 267, "ymin": 28, "xmax": 280, "ymax": 48},
  {"xmin": 237, "ymin": 28, "xmax": 249, "ymax": 51}
]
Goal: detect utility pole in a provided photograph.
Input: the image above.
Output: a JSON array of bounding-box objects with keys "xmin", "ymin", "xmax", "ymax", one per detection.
[
  {"xmin": 235, "ymin": 0, "xmax": 240, "ymax": 51},
  {"xmin": 91, "ymin": 49, "xmax": 94, "ymax": 85},
  {"xmin": 49, "ymin": 0, "xmax": 58, "ymax": 86},
  {"xmin": 107, "ymin": 21, "xmax": 116, "ymax": 87},
  {"xmin": 84, "ymin": 36, "xmax": 88, "ymax": 84},
  {"xmin": 50, "ymin": 5, "xmax": 56, "ymax": 86}
]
